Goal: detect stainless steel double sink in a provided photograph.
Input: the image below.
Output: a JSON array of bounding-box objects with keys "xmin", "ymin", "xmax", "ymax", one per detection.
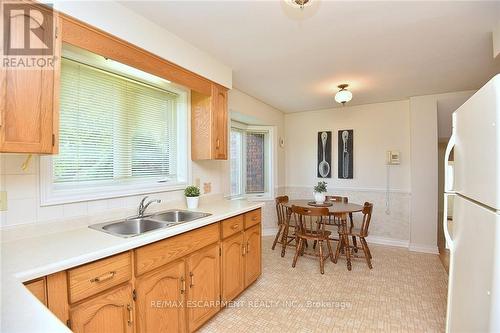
[{"xmin": 89, "ymin": 210, "xmax": 211, "ymax": 238}]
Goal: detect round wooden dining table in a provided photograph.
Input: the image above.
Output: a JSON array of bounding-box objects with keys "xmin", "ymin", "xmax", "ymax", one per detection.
[{"xmin": 281, "ymin": 199, "xmax": 364, "ymax": 270}]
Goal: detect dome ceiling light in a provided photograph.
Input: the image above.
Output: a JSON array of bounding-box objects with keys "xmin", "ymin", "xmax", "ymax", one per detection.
[
  {"xmin": 335, "ymin": 84, "xmax": 353, "ymax": 105},
  {"xmin": 285, "ymin": 0, "xmax": 312, "ymax": 10}
]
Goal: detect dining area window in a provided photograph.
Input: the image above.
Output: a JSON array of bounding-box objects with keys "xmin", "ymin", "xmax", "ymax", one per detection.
[{"xmin": 230, "ymin": 122, "xmax": 274, "ymax": 199}]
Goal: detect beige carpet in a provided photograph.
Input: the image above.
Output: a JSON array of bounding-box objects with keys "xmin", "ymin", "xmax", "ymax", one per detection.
[{"xmin": 200, "ymin": 236, "xmax": 448, "ymax": 333}]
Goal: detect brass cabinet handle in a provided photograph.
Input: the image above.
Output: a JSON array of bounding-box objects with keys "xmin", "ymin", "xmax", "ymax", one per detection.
[
  {"xmin": 127, "ymin": 304, "xmax": 133, "ymax": 326},
  {"xmin": 90, "ymin": 271, "xmax": 116, "ymax": 283},
  {"xmin": 247, "ymin": 242, "xmax": 250, "ymax": 253},
  {"xmin": 216, "ymin": 138, "xmax": 220, "ymax": 149},
  {"xmin": 252, "ymin": 216, "xmax": 257, "ymax": 221},
  {"xmin": 231, "ymin": 224, "xmax": 239, "ymax": 230},
  {"xmin": 242, "ymin": 243, "xmax": 246, "ymax": 256},
  {"xmin": 189, "ymin": 272, "xmax": 194, "ymax": 288},
  {"xmin": 180, "ymin": 276, "xmax": 186, "ymax": 294}
]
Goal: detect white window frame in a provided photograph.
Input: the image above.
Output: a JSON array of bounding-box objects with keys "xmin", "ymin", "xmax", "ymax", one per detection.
[
  {"xmin": 40, "ymin": 48, "xmax": 191, "ymax": 206},
  {"xmin": 229, "ymin": 122, "xmax": 276, "ymax": 201}
]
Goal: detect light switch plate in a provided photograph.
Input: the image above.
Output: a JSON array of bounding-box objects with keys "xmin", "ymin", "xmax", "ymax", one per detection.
[
  {"xmin": 203, "ymin": 182, "xmax": 211, "ymax": 194},
  {"xmin": 0, "ymin": 191, "xmax": 7, "ymax": 211}
]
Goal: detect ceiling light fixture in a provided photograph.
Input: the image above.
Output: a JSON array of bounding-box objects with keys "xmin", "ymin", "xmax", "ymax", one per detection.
[
  {"xmin": 285, "ymin": 0, "xmax": 311, "ymax": 10},
  {"xmin": 335, "ymin": 84, "xmax": 353, "ymax": 105}
]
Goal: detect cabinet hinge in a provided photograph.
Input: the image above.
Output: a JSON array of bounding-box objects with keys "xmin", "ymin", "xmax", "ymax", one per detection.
[
  {"xmin": 55, "ymin": 26, "xmax": 58, "ymax": 39},
  {"xmin": 132, "ymin": 289, "xmax": 137, "ymax": 301},
  {"xmin": 66, "ymin": 319, "xmax": 71, "ymax": 328},
  {"xmin": 219, "ymin": 247, "xmax": 221, "ymax": 256},
  {"xmin": 52, "ymin": 134, "xmax": 55, "ymax": 146}
]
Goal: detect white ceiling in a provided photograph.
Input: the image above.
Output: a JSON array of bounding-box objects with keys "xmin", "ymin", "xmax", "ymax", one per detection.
[{"xmin": 121, "ymin": 1, "xmax": 500, "ymax": 113}]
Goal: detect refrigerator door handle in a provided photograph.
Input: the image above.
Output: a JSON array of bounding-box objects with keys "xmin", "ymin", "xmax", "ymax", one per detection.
[{"xmin": 443, "ymin": 133, "xmax": 456, "ymax": 247}]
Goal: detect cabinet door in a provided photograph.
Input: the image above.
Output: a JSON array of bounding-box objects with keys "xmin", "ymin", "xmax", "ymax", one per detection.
[
  {"xmin": 245, "ymin": 224, "xmax": 262, "ymax": 287},
  {"xmin": 212, "ymin": 84, "xmax": 227, "ymax": 160},
  {"xmin": 221, "ymin": 232, "xmax": 245, "ymax": 302},
  {"xmin": 24, "ymin": 278, "xmax": 47, "ymax": 306},
  {"xmin": 186, "ymin": 243, "xmax": 220, "ymax": 332},
  {"xmin": 0, "ymin": 5, "xmax": 61, "ymax": 153},
  {"xmin": 135, "ymin": 259, "xmax": 186, "ymax": 333},
  {"xmin": 70, "ymin": 284, "xmax": 133, "ymax": 333}
]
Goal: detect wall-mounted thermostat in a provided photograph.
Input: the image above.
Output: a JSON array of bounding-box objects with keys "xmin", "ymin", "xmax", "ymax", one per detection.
[{"xmin": 387, "ymin": 151, "xmax": 401, "ymax": 165}]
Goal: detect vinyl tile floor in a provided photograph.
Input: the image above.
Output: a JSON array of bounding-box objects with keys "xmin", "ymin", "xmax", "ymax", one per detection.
[{"xmin": 200, "ymin": 236, "xmax": 448, "ymax": 333}]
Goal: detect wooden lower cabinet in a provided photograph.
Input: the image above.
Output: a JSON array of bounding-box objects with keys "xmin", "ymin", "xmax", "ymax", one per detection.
[
  {"xmin": 245, "ymin": 223, "xmax": 262, "ymax": 287},
  {"xmin": 221, "ymin": 212, "xmax": 262, "ymax": 302},
  {"xmin": 25, "ymin": 210, "xmax": 262, "ymax": 333},
  {"xmin": 221, "ymin": 232, "xmax": 246, "ymax": 302},
  {"xmin": 135, "ymin": 260, "xmax": 186, "ymax": 333},
  {"xmin": 24, "ymin": 278, "xmax": 47, "ymax": 306},
  {"xmin": 186, "ymin": 243, "xmax": 221, "ymax": 332},
  {"xmin": 69, "ymin": 284, "xmax": 134, "ymax": 333}
]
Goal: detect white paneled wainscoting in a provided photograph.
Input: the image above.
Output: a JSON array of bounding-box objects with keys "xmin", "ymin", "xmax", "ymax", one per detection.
[{"xmin": 260, "ymin": 186, "xmax": 417, "ymax": 251}]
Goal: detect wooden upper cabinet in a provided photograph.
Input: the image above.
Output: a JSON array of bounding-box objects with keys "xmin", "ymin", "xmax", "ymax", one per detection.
[
  {"xmin": 191, "ymin": 83, "xmax": 228, "ymax": 160},
  {"xmin": 212, "ymin": 84, "xmax": 228, "ymax": 160},
  {"xmin": 0, "ymin": 4, "xmax": 61, "ymax": 154},
  {"xmin": 70, "ymin": 284, "xmax": 134, "ymax": 333},
  {"xmin": 186, "ymin": 243, "xmax": 220, "ymax": 332},
  {"xmin": 135, "ymin": 259, "xmax": 186, "ymax": 333}
]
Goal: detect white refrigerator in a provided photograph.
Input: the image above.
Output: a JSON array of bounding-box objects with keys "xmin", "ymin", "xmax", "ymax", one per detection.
[{"xmin": 444, "ymin": 74, "xmax": 500, "ymax": 332}]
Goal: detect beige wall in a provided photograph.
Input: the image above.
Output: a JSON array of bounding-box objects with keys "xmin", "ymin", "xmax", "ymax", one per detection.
[
  {"xmin": 285, "ymin": 100, "xmax": 411, "ymax": 191},
  {"xmin": 284, "ymin": 100, "xmax": 412, "ymax": 243}
]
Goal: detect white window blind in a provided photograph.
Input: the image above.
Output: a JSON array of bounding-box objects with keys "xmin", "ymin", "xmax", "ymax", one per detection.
[{"xmin": 54, "ymin": 58, "xmax": 178, "ymax": 185}]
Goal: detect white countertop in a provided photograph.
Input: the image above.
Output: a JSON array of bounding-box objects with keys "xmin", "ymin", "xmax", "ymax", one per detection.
[{"xmin": 1, "ymin": 198, "xmax": 264, "ymax": 333}]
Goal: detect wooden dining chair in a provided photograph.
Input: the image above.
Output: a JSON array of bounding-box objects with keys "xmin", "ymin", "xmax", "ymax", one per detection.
[
  {"xmin": 325, "ymin": 195, "xmax": 347, "ymax": 203},
  {"xmin": 291, "ymin": 205, "xmax": 333, "ymax": 274},
  {"xmin": 334, "ymin": 202, "xmax": 374, "ymax": 269},
  {"xmin": 324, "ymin": 196, "xmax": 358, "ymax": 252},
  {"xmin": 272, "ymin": 196, "xmax": 296, "ymax": 256}
]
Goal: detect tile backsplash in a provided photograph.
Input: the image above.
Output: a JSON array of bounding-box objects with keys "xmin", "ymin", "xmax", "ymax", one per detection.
[{"xmin": 0, "ymin": 154, "xmax": 224, "ymax": 229}]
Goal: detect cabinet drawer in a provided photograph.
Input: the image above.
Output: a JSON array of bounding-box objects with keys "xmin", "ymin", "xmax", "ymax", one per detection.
[
  {"xmin": 244, "ymin": 209, "xmax": 261, "ymax": 229},
  {"xmin": 221, "ymin": 215, "xmax": 244, "ymax": 239},
  {"xmin": 68, "ymin": 252, "xmax": 132, "ymax": 304},
  {"xmin": 135, "ymin": 223, "xmax": 219, "ymax": 276}
]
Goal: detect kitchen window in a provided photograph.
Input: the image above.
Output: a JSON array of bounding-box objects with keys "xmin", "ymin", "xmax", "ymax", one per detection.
[
  {"xmin": 230, "ymin": 122, "xmax": 275, "ymax": 199},
  {"xmin": 41, "ymin": 46, "xmax": 188, "ymax": 205}
]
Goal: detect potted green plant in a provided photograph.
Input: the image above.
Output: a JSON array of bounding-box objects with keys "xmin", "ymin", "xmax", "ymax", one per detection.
[
  {"xmin": 184, "ymin": 185, "xmax": 201, "ymax": 209},
  {"xmin": 313, "ymin": 181, "xmax": 327, "ymax": 204}
]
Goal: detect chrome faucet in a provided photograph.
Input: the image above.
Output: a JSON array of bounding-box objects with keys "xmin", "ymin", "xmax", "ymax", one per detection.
[{"xmin": 138, "ymin": 196, "xmax": 161, "ymax": 217}]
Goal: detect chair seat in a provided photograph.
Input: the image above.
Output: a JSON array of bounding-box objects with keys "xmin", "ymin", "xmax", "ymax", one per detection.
[
  {"xmin": 341, "ymin": 227, "xmax": 366, "ymax": 237},
  {"xmin": 297, "ymin": 230, "xmax": 331, "ymax": 240}
]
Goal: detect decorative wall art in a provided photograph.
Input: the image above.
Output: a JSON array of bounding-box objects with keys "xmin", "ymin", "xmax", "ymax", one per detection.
[
  {"xmin": 317, "ymin": 131, "xmax": 332, "ymax": 178},
  {"xmin": 338, "ymin": 129, "xmax": 353, "ymax": 179}
]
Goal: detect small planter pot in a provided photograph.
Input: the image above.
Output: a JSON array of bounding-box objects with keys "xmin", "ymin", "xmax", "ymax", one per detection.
[
  {"xmin": 186, "ymin": 196, "xmax": 199, "ymax": 209},
  {"xmin": 314, "ymin": 192, "xmax": 326, "ymax": 204}
]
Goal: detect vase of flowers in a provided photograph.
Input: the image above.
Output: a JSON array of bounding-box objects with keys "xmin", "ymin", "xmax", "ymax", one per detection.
[
  {"xmin": 184, "ymin": 185, "xmax": 201, "ymax": 209},
  {"xmin": 313, "ymin": 181, "xmax": 327, "ymax": 204}
]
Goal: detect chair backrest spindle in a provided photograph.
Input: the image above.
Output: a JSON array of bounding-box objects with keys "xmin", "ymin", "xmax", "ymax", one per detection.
[
  {"xmin": 360, "ymin": 202, "xmax": 373, "ymax": 237},
  {"xmin": 275, "ymin": 195, "xmax": 289, "ymax": 226}
]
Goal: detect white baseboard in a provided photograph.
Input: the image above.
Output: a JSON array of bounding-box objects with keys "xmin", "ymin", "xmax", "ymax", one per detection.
[
  {"xmin": 365, "ymin": 235, "xmax": 409, "ymax": 248},
  {"xmin": 262, "ymin": 229, "xmax": 438, "ymax": 254},
  {"xmin": 408, "ymin": 243, "xmax": 440, "ymax": 254}
]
